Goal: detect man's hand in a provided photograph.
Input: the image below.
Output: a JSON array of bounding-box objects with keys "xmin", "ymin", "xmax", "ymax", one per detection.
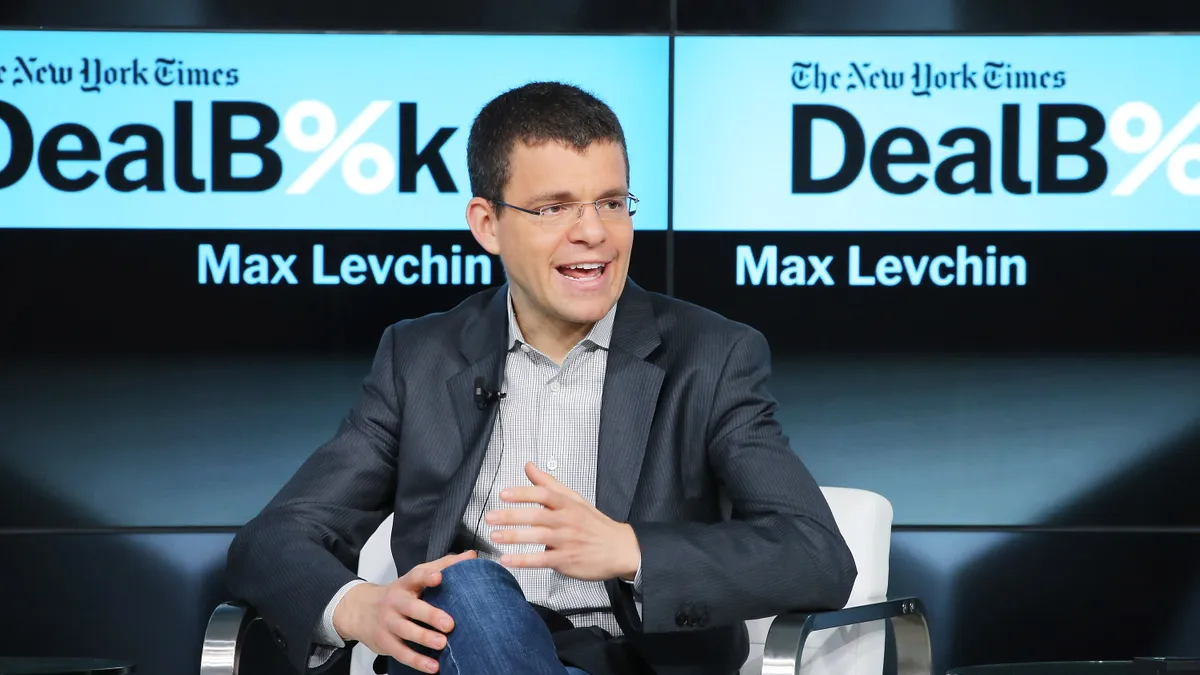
[
  {"xmin": 486, "ymin": 462, "xmax": 640, "ymax": 581},
  {"xmin": 333, "ymin": 550, "xmax": 477, "ymax": 674}
]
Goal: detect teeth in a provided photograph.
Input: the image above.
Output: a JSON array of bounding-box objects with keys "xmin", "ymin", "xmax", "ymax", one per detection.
[{"xmin": 566, "ymin": 263, "xmax": 604, "ymax": 270}]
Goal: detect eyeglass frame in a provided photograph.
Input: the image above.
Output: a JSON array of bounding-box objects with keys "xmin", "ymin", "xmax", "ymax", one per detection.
[{"xmin": 488, "ymin": 192, "xmax": 639, "ymax": 224}]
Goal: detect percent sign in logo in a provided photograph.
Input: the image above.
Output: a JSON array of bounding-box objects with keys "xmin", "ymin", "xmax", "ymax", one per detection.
[
  {"xmin": 1109, "ymin": 101, "xmax": 1200, "ymax": 196},
  {"xmin": 283, "ymin": 100, "xmax": 395, "ymax": 195}
]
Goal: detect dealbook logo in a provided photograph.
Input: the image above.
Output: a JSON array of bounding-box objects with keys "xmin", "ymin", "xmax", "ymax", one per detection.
[
  {"xmin": 0, "ymin": 99, "xmax": 457, "ymax": 194},
  {"xmin": 792, "ymin": 102, "xmax": 1200, "ymax": 197}
]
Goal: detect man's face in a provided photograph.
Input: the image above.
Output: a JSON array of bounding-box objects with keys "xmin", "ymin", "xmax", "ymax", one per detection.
[{"xmin": 472, "ymin": 140, "xmax": 633, "ymax": 328}]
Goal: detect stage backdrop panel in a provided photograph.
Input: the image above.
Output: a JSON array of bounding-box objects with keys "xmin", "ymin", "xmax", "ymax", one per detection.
[
  {"xmin": 0, "ymin": 30, "xmax": 669, "ymax": 528},
  {"xmin": 671, "ymin": 34, "xmax": 1200, "ymax": 528},
  {"xmin": 672, "ymin": 34, "xmax": 1200, "ymax": 354}
]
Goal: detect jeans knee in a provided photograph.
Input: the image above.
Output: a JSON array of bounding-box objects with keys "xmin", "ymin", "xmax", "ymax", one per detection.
[
  {"xmin": 440, "ymin": 557, "xmax": 519, "ymax": 586},
  {"xmin": 424, "ymin": 558, "xmax": 547, "ymax": 633},
  {"xmin": 396, "ymin": 558, "xmax": 562, "ymax": 675},
  {"xmin": 434, "ymin": 558, "xmax": 524, "ymax": 603},
  {"xmin": 422, "ymin": 558, "xmax": 528, "ymax": 616}
]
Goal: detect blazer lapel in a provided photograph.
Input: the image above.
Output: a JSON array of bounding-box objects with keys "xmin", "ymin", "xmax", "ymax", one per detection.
[
  {"xmin": 595, "ymin": 283, "xmax": 664, "ymax": 524},
  {"xmin": 425, "ymin": 288, "xmax": 509, "ymax": 560}
]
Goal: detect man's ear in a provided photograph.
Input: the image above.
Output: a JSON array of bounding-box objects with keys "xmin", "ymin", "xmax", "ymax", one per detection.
[{"xmin": 466, "ymin": 197, "xmax": 501, "ymax": 255}]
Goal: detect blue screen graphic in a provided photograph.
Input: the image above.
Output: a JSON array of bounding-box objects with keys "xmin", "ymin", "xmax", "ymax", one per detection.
[
  {"xmin": 0, "ymin": 31, "xmax": 669, "ymax": 231},
  {"xmin": 672, "ymin": 35, "xmax": 1200, "ymax": 232}
]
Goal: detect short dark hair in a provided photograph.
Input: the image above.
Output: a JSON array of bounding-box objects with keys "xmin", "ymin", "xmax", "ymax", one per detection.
[{"xmin": 466, "ymin": 81, "xmax": 629, "ymax": 206}]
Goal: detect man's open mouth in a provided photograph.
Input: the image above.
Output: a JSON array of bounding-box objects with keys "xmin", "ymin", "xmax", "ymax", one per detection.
[{"xmin": 556, "ymin": 262, "xmax": 607, "ymax": 281}]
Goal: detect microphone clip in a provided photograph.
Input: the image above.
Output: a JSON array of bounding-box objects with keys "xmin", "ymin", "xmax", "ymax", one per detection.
[{"xmin": 473, "ymin": 376, "xmax": 506, "ymax": 410}]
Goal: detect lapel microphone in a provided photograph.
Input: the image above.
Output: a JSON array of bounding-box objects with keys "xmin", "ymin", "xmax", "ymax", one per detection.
[{"xmin": 474, "ymin": 375, "xmax": 506, "ymax": 410}]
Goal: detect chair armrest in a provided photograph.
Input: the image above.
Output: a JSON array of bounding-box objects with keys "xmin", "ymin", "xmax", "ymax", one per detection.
[
  {"xmin": 761, "ymin": 597, "xmax": 931, "ymax": 675},
  {"xmin": 201, "ymin": 601, "xmax": 262, "ymax": 675}
]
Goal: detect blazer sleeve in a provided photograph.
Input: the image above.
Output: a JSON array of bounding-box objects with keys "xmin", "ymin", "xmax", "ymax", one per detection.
[
  {"xmin": 224, "ymin": 324, "xmax": 404, "ymax": 673},
  {"xmin": 629, "ymin": 328, "xmax": 857, "ymax": 634}
]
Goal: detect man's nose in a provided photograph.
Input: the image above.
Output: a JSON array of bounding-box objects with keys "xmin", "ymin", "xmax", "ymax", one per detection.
[{"xmin": 567, "ymin": 204, "xmax": 608, "ymax": 244}]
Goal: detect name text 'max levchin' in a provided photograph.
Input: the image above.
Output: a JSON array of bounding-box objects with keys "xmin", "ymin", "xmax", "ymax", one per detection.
[
  {"xmin": 197, "ymin": 243, "xmax": 495, "ymax": 286},
  {"xmin": 735, "ymin": 244, "xmax": 1027, "ymax": 287}
]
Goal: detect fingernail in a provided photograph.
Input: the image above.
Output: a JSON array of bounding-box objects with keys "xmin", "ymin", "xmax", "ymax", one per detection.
[
  {"xmin": 500, "ymin": 489, "xmax": 512, "ymax": 499},
  {"xmin": 485, "ymin": 512, "xmax": 497, "ymax": 523}
]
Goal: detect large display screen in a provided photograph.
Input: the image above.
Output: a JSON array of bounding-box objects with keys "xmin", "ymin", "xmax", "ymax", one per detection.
[
  {"xmin": 672, "ymin": 35, "xmax": 1200, "ymax": 352},
  {"xmin": 0, "ymin": 29, "xmax": 670, "ymax": 529},
  {"xmin": 0, "ymin": 30, "xmax": 670, "ymax": 354}
]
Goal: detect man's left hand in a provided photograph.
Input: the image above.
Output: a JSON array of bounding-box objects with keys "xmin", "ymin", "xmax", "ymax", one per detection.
[{"xmin": 486, "ymin": 462, "xmax": 640, "ymax": 582}]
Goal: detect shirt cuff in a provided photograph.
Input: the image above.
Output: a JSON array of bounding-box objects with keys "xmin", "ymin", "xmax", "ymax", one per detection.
[
  {"xmin": 314, "ymin": 579, "xmax": 367, "ymax": 648},
  {"xmin": 621, "ymin": 560, "xmax": 643, "ymax": 599}
]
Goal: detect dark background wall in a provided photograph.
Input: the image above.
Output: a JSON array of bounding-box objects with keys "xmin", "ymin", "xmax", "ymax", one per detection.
[{"xmin": 3, "ymin": 1, "xmax": 1200, "ymax": 674}]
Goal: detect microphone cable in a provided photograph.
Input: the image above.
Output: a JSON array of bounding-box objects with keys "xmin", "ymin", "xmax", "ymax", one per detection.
[{"xmin": 470, "ymin": 383, "xmax": 507, "ymax": 554}]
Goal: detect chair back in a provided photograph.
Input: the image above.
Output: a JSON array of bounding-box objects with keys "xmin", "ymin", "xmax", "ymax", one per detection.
[
  {"xmin": 350, "ymin": 486, "xmax": 893, "ymax": 675},
  {"xmin": 740, "ymin": 486, "xmax": 893, "ymax": 675}
]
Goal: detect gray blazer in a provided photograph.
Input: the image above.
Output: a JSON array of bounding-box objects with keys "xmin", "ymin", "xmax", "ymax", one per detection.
[{"xmin": 225, "ymin": 281, "xmax": 856, "ymax": 675}]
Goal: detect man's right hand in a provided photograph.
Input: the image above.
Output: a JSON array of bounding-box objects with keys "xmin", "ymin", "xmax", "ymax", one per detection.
[{"xmin": 333, "ymin": 550, "xmax": 477, "ymax": 674}]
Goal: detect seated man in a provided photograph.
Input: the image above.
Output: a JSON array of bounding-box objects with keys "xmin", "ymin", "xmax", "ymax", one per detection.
[{"xmin": 225, "ymin": 81, "xmax": 856, "ymax": 675}]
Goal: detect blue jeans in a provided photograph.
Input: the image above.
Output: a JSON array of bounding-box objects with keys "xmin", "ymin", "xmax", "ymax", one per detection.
[{"xmin": 387, "ymin": 558, "xmax": 590, "ymax": 675}]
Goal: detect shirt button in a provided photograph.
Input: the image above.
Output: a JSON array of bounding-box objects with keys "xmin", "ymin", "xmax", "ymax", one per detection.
[
  {"xmin": 549, "ymin": 381, "xmax": 560, "ymax": 392},
  {"xmin": 520, "ymin": 344, "xmax": 530, "ymax": 353},
  {"xmin": 547, "ymin": 458, "xmax": 558, "ymax": 471}
]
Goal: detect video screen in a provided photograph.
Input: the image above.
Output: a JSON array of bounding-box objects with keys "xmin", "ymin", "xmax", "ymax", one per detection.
[
  {"xmin": 671, "ymin": 35, "xmax": 1200, "ymax": 353},
  {"xmin": 0, "ymin": 30, "xmax": 670, "ymax": 355},
  {"xmin": 0, "ymin": 29, "xmax": 668, "ymax": 528}
]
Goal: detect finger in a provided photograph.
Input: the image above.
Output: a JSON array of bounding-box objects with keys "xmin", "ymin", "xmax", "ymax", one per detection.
[
  {"xmin": 431, "ymin": 549, "xmax": 477, "ymax": 570},
  {"xmin": 379, "ymin": 634, "xmax": 440, "ymax": 674},
  {"xmin": 400, "ymin": 551, "xmax": 477, "ymax": 591},
  {"xmin": 500, "ymin": 551, "xmax": 557, "ymax": 570},
  {"xmin": 497, "ymin": 485, "xmax": 565, "ymax": 508},
  {"xmin": 524, "ymin": 463, "xmax": 589, "ymax": 503},
  {"xmin": 490, "ymin": 526, "xmax": 557, "ymax": 546},
  {"xmin": 486, "ymin": 506, "xmax": 560, "ymax": 527},
  {"xmin": 399, "ymin": 596, "xmax": 456, "ymax": 634},
  {"xmin": 387, "ymin": 612, "xmax": 449, "ymax": 652},
  {"xmin": 398, "ymin": 567, "xmax": 439, "ymax": 592},
  {"xmin": 524, "ymin": 461, "xmax": 565, "ymax": 487}
]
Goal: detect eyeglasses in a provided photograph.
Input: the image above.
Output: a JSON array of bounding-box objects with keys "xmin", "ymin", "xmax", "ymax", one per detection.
[{"xmin": 492, "ymin": 193, "xmax": 638, "ymax": 226}]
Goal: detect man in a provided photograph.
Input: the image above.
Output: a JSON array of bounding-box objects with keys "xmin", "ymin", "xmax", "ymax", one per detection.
[{"xmin": 225, "ymin": 82, "xmax": 856, "ymax": 675}]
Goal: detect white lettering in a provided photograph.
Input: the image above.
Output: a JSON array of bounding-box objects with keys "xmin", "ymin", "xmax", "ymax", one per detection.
[
  {"xmin": 736, "ymin": 244, "xmax": 1026, "ymax": 288},
  {"xmin": 198, "ymin": 243, "xmax": 239, "ymax": 284},
  {"xmin": 736, "ymin": 245, "xmax": 777, "ymax": 286},
  {"xmin": 312, "ymin": 244, "xmax": 340, "ymax": 285}
]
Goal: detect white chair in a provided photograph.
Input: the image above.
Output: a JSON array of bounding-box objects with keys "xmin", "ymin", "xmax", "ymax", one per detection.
[{"xmin": 204, "ymin": 487, "xmax": 931, "ymax": 675}]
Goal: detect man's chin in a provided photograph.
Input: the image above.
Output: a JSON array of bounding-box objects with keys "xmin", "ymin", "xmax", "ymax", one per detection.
[{"xmin": 553, "ymin": 297, "xmax": 618, "ymax": 325}]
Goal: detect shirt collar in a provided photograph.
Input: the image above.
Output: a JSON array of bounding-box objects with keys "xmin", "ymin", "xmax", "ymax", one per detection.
[{"xmin": 506, "ymin": 290, "xmax": 616, "ymax": 352}]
